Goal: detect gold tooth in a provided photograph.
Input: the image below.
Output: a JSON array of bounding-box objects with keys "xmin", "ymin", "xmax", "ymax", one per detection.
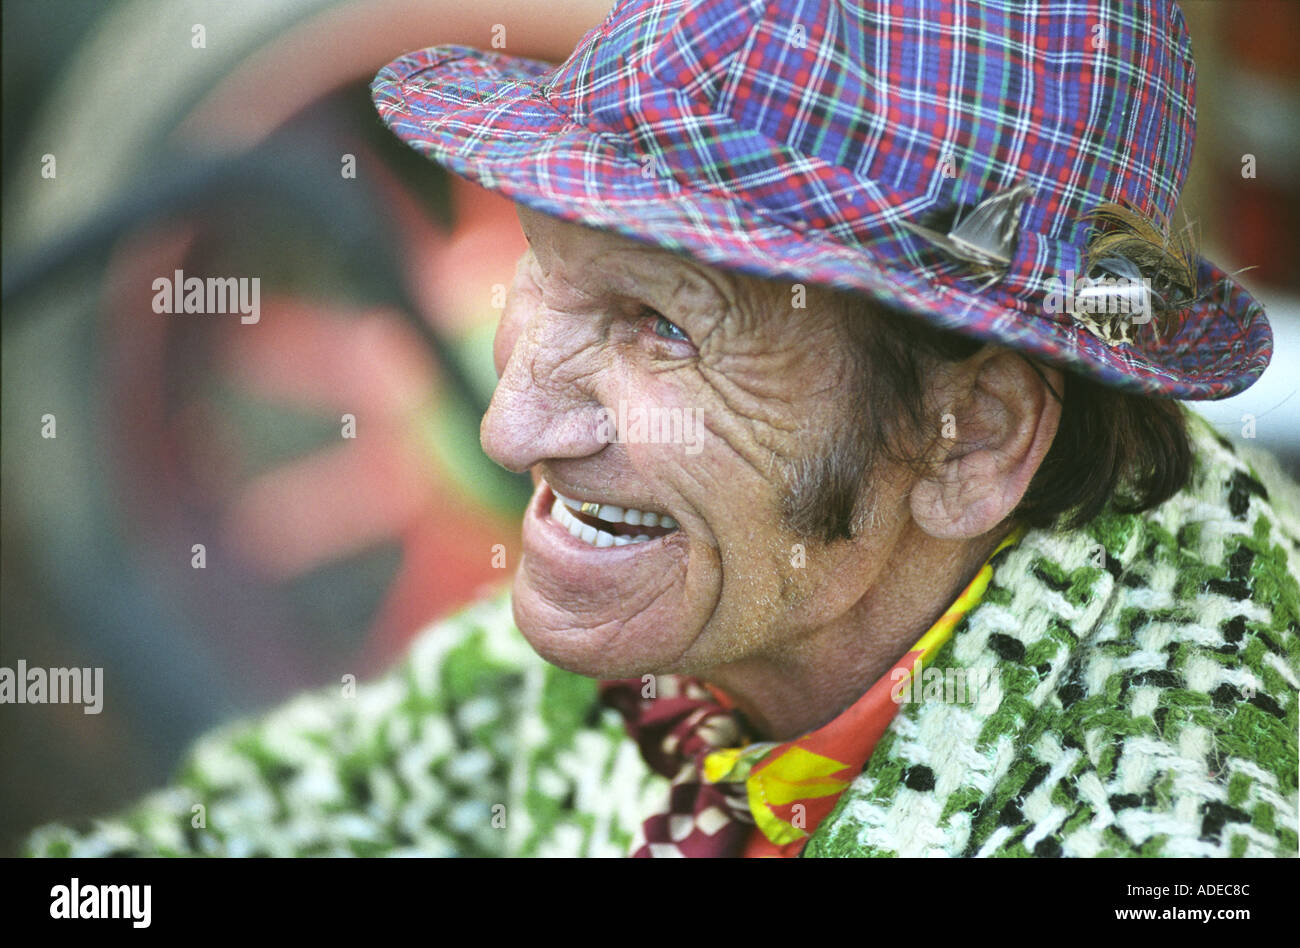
[{"xmin": 580, "ymin": 501, "xmax": 601, "ymax": 517}]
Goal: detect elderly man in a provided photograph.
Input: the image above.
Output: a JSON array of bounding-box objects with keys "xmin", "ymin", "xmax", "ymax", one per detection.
[{"xmin": 27, "ymin": 0, "xmax": 1298, "ymax": 858}]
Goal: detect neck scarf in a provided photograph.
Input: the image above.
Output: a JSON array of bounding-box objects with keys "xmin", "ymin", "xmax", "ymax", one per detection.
[{"xmin": 600, "ymin": 526, "xmax": 1026, "ymax": 857}]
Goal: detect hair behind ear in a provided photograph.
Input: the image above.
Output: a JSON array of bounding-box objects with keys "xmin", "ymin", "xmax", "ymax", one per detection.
[
  {"xmin": 1018, "ymin": 374, "xmax": 1190, "ymax": 528},
  {"xmin": 831, "ymin": 292, "xmax": 1193, "ymax": 535}
]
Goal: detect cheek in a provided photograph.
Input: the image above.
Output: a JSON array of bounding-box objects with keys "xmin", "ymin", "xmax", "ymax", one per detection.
[{"xmin": 623, "ymin": 374, "xmax": 782, "ymax": 532}]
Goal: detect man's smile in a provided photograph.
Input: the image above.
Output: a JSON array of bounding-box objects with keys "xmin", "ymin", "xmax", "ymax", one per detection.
[
  {"xmin": 547, "ymin": 480, "xmax": 679, "ymax": 547},
  {"xmin": 523, "ymin": 478, "xmax": 685, "ymax": 569}
]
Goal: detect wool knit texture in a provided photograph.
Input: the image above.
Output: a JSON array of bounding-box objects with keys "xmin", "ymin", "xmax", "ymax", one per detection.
[{"xmin": 23, "ymin": 411, "xmax": 1300, "ymax": 857}]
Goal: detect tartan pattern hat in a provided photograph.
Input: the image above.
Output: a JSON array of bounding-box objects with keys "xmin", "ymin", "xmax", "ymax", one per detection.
[{"xmin": 371, "ymin": 0, "xmax": 1272, "ymax": 399}]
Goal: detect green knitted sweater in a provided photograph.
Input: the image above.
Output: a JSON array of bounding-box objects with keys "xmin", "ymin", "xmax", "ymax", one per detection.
[{"xmin": 24, "ymin": 412, "xmax": 1300, "ymax": 857}]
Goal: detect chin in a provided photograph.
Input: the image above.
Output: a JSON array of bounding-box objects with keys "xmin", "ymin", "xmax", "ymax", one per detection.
[{"xmin": 508, "ymin": 567, "xmax": 706, "ymax": 679}]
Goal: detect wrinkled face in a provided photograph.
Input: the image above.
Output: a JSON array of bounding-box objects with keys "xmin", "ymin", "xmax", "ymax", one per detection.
[{"xmin": 480, "ymin": 205, "xmax": 903, "ymax": 679}]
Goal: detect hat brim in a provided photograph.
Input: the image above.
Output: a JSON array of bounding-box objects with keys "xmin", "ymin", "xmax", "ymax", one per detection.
[{"xmin": 372, "ymin": 45, "xmax": 1272, "ymax": 400}]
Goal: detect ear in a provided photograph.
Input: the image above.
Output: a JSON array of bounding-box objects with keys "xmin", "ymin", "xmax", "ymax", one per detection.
[{"xmin": 909, "ymin": 350, "xmax": 1062, "ymax": 539}]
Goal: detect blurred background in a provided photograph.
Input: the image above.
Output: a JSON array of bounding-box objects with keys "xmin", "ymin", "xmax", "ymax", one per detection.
[{"xmin": 2, "ymin": 0, "xmax": 1297, "ymax": 854}]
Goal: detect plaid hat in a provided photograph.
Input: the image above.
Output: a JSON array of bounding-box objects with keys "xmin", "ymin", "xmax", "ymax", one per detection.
[{"xmin": 371, "ymin": 0, "xmax": 1271, "ymax": 399}]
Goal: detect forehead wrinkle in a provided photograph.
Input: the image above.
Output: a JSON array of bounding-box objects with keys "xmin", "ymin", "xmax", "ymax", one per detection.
[
  {"xmin": 544, "ymin": 223, "xmax": 792, "ymax": 348},
  {"xmin": 527, "ymin": 209, "xmax": 739, "ymax": 318},
  {"xmin": 668, "ymin": 255, "xmax": 742, "ymax": 314},
  {"xmin": 695, "ymin": 265, "xmax": 786, "ymax": 338},
  {"xmin": 590, "ymin": 246, "xmax": 736, "ymax": 319},
  {"xmin": 524, "ymin": 242, "xmax": 602, "ymax": 314}
]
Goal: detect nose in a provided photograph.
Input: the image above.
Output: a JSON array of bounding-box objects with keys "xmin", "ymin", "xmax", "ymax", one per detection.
[{"xmin": 480, "ymin": 265, "xmax": 609, "ymax": 474}]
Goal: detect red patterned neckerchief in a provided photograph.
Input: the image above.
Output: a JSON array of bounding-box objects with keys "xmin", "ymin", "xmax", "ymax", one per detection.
[{"xmin": 600, "ymin": 526, "xmax": 1025, "ymax": 857}]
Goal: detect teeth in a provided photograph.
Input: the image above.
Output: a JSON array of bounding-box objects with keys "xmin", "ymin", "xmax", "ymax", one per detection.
[
  {"xmin": 550, "ymin": 496, "xmax": 666, "ymax": 548},
  {"xmin": 549, "ymin": 486, "xmax": 678, "ymax": 536},
  {"xmin": 548, "ymin": 491, "xmax": 677, "ymax": 548}
]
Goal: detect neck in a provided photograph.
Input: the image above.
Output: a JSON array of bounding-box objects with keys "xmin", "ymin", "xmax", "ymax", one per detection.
[{"xmin": 700, "ymin": 522, "xmax": 1013, "ymax": 741}]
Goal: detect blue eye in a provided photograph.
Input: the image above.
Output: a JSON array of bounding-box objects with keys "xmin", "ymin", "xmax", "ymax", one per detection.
[{"xmin": 648, "ymin": 310, "xmax": 689, "ymax": 342}]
